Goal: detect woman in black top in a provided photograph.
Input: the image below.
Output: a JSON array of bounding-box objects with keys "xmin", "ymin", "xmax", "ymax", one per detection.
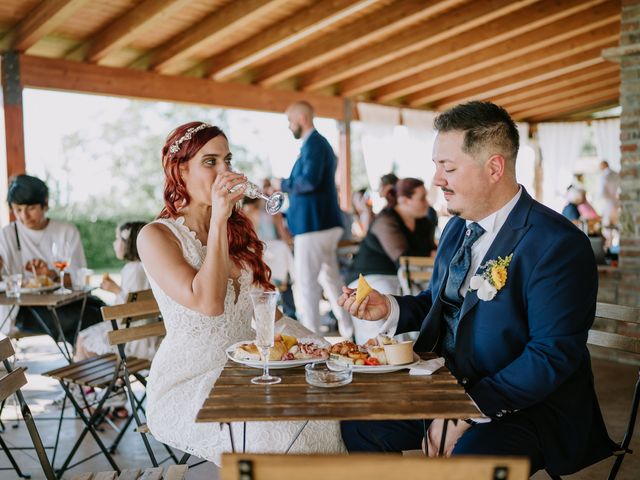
[{"xmin": 347, "ymin": 178, "xmax": 436, "ymax": 342}]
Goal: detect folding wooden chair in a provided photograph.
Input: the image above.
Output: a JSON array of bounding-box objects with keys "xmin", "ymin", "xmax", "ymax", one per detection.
[
  {"xmin": 0, "ymin": 337, "xmax": 57, "ymax": 480},
  {"xmin": 548, "ymin": 302, "xmax": 640, "ymax": 480},
  {"xmin": 220, "ymin": 453, "xmax": 530, "ymax": 480},
  {"xmin": 71, "ymin": 464, "xmax": 188, "ymax": 480},
  {"xmin": 41, "ymin": 291, "xmax": 161, "ymax": 476},
  {"xmin": 398, "ymin": 256, "xmax": 435, "ymax": 295}
]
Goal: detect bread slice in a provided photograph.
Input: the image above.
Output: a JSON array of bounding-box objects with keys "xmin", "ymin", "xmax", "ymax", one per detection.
[
  {"xmin": 234, "ymin": 340, "xmax": 287, "ymax": 361},
  {"xmin": 355, "ymin": 274, "xmax": 373, "ymax": 303}
]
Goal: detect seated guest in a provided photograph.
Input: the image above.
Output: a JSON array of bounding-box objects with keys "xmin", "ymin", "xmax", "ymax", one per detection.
[
  {"xmin": 351, "ymin": 188, "xmax": 373, "ymax": 238},
  {"xmin": 378, "ymin": 172, "xmax": 398, "ymax": 209},
  {"xmin": 346, "ymin": 177, "xmax": 436, "ymax": 343},
  {"xmin": 339, "ymin": 101, "xmax": 615, "ymax": 476},
  {"xmin": 0, "ymin": 175, "xmax": 104, "ymax": 341},
  {"xmin": 561, "ymin": 185, "xmax": 582, "ymax": 221}
]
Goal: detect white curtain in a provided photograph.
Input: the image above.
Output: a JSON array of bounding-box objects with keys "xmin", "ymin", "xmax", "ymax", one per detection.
[
  {"xmin": 515, "ymin": 123, "xmax": 536, "ymax": 196},
  {"xmin": 357, "ymin": 103, "xmax": 401, "ymax": 211},
  {"xmin": 538, "ymin": 122, "xmax": 589, "ymax": 212},
  {"xmin": 593, "ymin": 118, "xmax": 621, "ymax": 171}
]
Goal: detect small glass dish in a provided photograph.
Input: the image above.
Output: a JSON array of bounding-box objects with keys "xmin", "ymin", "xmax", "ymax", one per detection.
[{"xmin": 305, "ymin": 361, "xmax": 352, "ymax": 388}]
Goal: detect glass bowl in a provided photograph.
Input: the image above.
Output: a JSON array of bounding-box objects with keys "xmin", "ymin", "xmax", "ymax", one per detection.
[{"xmin": 305, "ymin": 361, "xmax": 352, "ymax": 388}]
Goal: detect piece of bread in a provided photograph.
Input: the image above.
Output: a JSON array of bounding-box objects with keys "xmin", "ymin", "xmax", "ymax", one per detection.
[
  {"xmin": 234, "ymin": 340, "xmax": 287, "ymax": 361},
  {"xmin": 355, "ymin": 274, "xmax": 373, "ymax": 303},
  {"xmin": 367, "ymin": 345, "xmax": 388, "ymax": 365}
]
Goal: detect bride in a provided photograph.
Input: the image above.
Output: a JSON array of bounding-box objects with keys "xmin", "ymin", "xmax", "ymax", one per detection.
[{"xmin": 137, "ymin": 122, "xmax": 345, "ymax": 464}]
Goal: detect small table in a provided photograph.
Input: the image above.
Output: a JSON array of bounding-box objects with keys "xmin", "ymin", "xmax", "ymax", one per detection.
[
  {"xmin": 0, "ymin": 289, "xmax": 91, "ymax": 362},
  {"xmin": 197, "ymin": 358, "xmax": 480, "ymax": 453}
]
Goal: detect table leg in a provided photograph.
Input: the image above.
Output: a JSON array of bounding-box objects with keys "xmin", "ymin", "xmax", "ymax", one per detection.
[
  {"xmin": 438, "ymin": 419, "xmax": 449, "ymax": 457},
  {"xmin": 0, "ymin": 304, "xmax": 17, "ymax": 333},
  {"xmin": 48, "ymin": 307, "xmax": 73, "ymax": 362},
  {"xmin": 284, "ymin": 420, "xmax": 309, "ymax": 454},
  {"xmin": 27, "ymin": 307, "xmax": 72, "ymax": 362},
  {"xmin": 71, "ymin": 294, "xmax": 88, "ymax": 356}
]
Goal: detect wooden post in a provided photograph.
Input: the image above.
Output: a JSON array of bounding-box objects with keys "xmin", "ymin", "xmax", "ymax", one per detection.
[
  {"xmin": 2, "ymin": 51, "xmax": 26, "ymax": 182},
  {"xmin": 338, "ymin": 98, "xmax": 352, "ymax": 212}
]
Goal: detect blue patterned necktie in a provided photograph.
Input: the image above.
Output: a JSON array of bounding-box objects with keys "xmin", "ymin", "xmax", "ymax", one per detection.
[{"xmin": 444, "ymin": 222, "xmax": 486, "ymax": 304}]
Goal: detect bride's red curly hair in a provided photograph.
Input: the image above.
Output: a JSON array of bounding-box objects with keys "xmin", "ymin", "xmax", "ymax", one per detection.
[{"xmin": 159, "ymin": 121, "xmax": 273, "ymax": 291}]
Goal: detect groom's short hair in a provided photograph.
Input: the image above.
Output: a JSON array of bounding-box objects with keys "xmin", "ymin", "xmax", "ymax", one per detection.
[{"xmin": 434, "ymin": 101, "xmax": 520, "ymax": 166}]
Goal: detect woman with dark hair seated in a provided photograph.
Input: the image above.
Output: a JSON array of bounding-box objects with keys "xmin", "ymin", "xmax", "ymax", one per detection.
[
  {"xmin": 0, "ymin": 174, "xmax": 104, "ymax": 341},
  {"xmin": 347, "ymin": 177, "xmax": 437, "ymax": 343}
]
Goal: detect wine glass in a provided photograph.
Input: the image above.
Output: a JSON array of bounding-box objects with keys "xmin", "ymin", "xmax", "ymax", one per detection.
[
  {"xmin": 230, "ymin": 176, "xmax": 284, "ymax": 215},
  {"xmin": 52, "ymin": 241, "xmax": 72, "ymax": 294},
  {"xmin": 250, "ymin": 290, "xmax": 281, "ymax": 385}
]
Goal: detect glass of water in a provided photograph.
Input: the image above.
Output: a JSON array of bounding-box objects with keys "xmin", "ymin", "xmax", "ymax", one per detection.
[
  {"xmin": 6, "ymin": 273, "xmax": 23, "ymax": 299},
  {"xmin": 250, "ymin": 290, "xmax": 281, "ymax": 385}
]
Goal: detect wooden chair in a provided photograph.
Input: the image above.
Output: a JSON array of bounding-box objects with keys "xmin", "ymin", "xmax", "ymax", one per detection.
[
  {"xmin": 548, "ymin": 302, "xmax": 640, "ymax": 480},
  {"xmin": 398, "ymin": 256, "xmax": 435, "ymax": 295},
  {"xmin": 0, "ymin": 337, "xmax": 57, "ymax": 480},
  {"xmin": 41, "ymin": 293, "xmax": 162, "ymax": 476},
  {"xmin": 220, "ymin": 453, "xmax": 530, "ymax": 479},
  {"xmin": 71, "ymin": 464, "xmax": 188, "ymax": 480}
]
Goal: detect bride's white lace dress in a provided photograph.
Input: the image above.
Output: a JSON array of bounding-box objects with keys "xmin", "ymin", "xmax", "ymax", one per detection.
[{"xmin": 145, "ymin": 217, "xmax": 345, "ymax": 465}]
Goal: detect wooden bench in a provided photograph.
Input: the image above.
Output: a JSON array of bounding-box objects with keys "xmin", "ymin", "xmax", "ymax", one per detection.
[
  {"xmin": 220, "ymin": 453, "xmax": 529, "ymax": 479},
  {"xmin": 71, "ymin": 465, "xmax": 188, "ymax": 480}
]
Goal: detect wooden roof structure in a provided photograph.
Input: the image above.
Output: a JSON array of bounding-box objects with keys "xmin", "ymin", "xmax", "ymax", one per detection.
[{"xmin": 0, "ymin": 0, "xmax": 620, "ymax": 121}]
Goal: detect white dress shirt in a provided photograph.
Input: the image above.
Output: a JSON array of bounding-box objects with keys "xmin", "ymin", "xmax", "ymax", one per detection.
[{"xmin": 380, "ymin": 187, "xmax": 522, "ymax": 336}]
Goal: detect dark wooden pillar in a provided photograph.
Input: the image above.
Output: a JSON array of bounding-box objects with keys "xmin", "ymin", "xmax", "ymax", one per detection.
[
  {"xmin": 338, "ymin": 98, "xmax": 352, "ymax": 211},
  {"xmin": 2, "ymin": 51, "xmax": 26, "ymax": 181}
]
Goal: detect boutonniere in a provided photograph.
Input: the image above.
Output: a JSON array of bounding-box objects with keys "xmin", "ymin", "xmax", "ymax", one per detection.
[{"xmin": 469, "ymin": 254, "xmax": 513, "ymax": 301}]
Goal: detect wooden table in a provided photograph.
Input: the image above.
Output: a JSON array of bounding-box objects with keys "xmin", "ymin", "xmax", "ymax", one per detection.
[
  {"xmin": 197, "ymin": 358, "xmax": 480, "ymax": 430},
  {"xmin": 0, "ymin": 289, "xmax": 91, "ymax": 361}
]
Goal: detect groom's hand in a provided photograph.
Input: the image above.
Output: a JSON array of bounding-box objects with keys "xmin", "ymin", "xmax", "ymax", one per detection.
[{"xmin": 338, "ymin": 286, "xmax": 390, "ymax": 321}]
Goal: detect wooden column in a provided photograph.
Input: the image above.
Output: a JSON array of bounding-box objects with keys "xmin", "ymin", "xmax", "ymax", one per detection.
[
  {"xmin": 338, "ymin": 98, "xmax": 352, "ymax": 211},
  {"xmin": 2, "ymin": 51, "xmax": 26, "ymax": 181}
]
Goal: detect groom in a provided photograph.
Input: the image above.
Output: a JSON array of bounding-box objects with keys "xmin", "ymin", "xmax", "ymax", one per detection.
[{"xmin": 339, "ymin": 101, "xmax": 615, "ymax": 475}]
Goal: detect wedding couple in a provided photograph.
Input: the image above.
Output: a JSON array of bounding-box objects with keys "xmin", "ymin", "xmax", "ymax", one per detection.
[{"xmin": 139, "ymin": 102, "xmax": 614, "ymax": 475}]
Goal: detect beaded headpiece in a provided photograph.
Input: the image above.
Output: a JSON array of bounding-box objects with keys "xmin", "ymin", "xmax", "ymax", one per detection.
[{"xmin": 168, "ymin": 123, "xmax": 211, "ymax": 154}]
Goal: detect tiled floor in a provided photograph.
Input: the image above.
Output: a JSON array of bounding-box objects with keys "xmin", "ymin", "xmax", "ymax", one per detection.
[{"xmin": 1, "ymin": 337, "xmax": 638, "ymax": 479}]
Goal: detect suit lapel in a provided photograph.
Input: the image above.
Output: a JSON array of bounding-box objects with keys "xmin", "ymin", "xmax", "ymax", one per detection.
[{"xmin": 458, "ymin": 189, "xmax": 534, "ymax": 320}]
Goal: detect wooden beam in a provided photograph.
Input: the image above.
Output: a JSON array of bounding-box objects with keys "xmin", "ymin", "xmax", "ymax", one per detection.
[
  {"xmin": 148, "ymin": 0, "xmax": 287, "ymax": 74},
  {"xmin": 298, "ymin": 0, "xmax": 538, "ymax": 92},
  {"xmin": 79, "ymin": 0, "xmax": 193, "ymax": 63},
  {"xmin": 516, "ymin": 89, "xmax": 620, "ymax": 121},
  {"xmin": 17, "ymin": 54, "xmax": 344, "ymax": 119},
  {"xmin": 370, "ymin": 0, "xmax": 618, "ymax": 102},
  {"xmin": 491, "ymin": 63, "xmax": 619, "ymax": 106},
  {"xmin": 338, "ymin": 98, "xmax": 353, "ymax": 211},
  {"xmin": 408, "ymin": 31, "xmax": 619, "ymax": 108},
  {"xmin": 505, "ymin": 76, "xmax": 620, "ymax": 114},
  {"xmin": 254, "ymin": 0, "xmax": 463, "ymax": 87},
  {"xmin": 201, "ymin": 0, "xmax": 377, "ymax": 81},
  {"xmin": 1, "ymin": 52, "xmax": 26, "ymax": 182},
  {"xmin": 0, "ymin": 0, "xmax": 90, "ymax": 52}
]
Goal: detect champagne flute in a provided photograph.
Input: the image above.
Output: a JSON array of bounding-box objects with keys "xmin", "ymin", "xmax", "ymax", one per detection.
[
  {"xmin": 52, "ymin": 241, "xmax": 72, "ymax": 294},
  {"xmin": 250, "ymin": 290, "xmax": 281, "ymax": 385},
  {"xmin": 229, "ymin": 175, "xmax": 284, "ymax": 215}
]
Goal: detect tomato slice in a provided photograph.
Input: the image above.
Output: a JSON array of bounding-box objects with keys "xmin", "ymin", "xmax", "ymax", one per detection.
[{"xmin": 364, "ymin": 357, "xmax": 380, "ymax": 366}]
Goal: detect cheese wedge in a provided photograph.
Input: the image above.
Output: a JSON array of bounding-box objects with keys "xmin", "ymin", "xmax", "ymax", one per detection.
[{"xmin": 355, "ymin": 274, "xmax": 373, "ymax": 303}]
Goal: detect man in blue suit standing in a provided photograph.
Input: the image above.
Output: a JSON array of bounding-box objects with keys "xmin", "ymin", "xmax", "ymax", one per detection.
[
  {"xmin": 339, "ymin": 101, "xmax": 614, "ymax": 475},
  {"xmin": 280, "ymin": 101, "xmax": 353, "ymax": 339}
]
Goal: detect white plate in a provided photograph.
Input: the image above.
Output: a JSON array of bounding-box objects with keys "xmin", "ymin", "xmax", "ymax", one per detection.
[
  {"xmin": 20, "ymin": 284, "xmax": 60, "ymax": 294},
  {"xmin": 226, "ymin": 340, "xmax": 327, "ymax": 370},
  {"xmin": 350, "ymin": 353, "xmax": 421, "ymax": 374}
]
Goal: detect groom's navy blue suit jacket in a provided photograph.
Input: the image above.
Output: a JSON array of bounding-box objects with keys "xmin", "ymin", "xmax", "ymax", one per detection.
[{"xmin": 396, "ymin": 188, "xmax": 614, "ymax": 474}]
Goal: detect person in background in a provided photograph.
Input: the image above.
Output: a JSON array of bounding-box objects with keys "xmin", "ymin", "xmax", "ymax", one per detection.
[
  {"xmin": 346, "ymin": 177, "xmax": 436, "ymax": 343},
  {"xmin": 279, "ymin": 101, "xmax": 353, "ymax": 339},
  {"xmin": 597, "ymin": 160, "xmax": 620, "ymax": 227},
  {"xmin": 351, "ymin": 188, "xmax": 374, "ymax": 239},
  {"xmin": 378, "ymin": 173, "xmax": 398, "ymax": 208},
  {"xmin": 0, "ymin": 174, "xmax": 104, "ymax": 340},
  {"xmin": 561, "ymin": 185, "xmax": 582, "ymax": 222}
]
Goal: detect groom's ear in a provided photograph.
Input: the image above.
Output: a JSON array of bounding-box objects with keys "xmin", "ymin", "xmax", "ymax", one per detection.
[{"xmin": 486, "ymin": 154, "xmax": 506, "ymax": 183}]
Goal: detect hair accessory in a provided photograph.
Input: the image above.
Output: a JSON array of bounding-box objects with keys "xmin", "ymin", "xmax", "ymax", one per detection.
[
  {"xmin": 120, "ymin": 228, "xmax": 131, "ymax": 241},
  {"xmin": 168, "ymin": 123, "xmax": 211, "ymax": 154}
]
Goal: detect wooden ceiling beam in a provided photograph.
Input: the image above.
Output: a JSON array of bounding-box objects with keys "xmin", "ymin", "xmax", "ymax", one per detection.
[
  {"xmin": 298, "ymin": 0, "xmax": 538, "ymax": 92},
  {"xmin": 526, "ymin": 99, "xmax": 619, "ymax": 122},
  {"xmin": 17, "ymin": 54, "xmax": 344, "ymax": 119},
  {"xmin": 513, "ymin": 87, "xmax": 620, "ymax": 121},
  {"xmin": 370, "ymin": 0, "xmax": 617, "ymax": 102},
  {"xmin": 147, "ymin": 0, "xmax": 287, "ymax": 74},
  {"xmin": 0, "ymin": 0, "xmax": 91, "ymax": 52},
  {"xmin": 491, "ymin": 63, "xmax": 619, "ymax": 106},
  {"xmin": 253, "ymin": 0, "xmax": 463, "ymax": 87},
  {"xmin": 407, "ymin": 31, "xmax": 619, "ymax": 107},
  {"xmin": 200, "ymin": 0, "xmax": 377, "ymax": 81},
  {"xmin": 506, "ymin": 76, "xmax": 620, "ymax": 114},
  {"xmin": 80, "ymin": 0, "xmax": 193, "ymax": 63}
]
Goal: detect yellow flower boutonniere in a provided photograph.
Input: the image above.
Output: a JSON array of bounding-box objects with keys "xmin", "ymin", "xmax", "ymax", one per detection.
[{"xmin": 470, "ymin": 254, "xmax": 513, "ymax": 301}]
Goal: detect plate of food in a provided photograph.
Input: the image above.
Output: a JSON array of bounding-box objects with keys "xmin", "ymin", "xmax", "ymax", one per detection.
[
  {"xmin": 328, "ymin": 336, "xmax": 420, "ymax": 373},
  {"xmin": 227, "ymin": 334, "xmax": 329, "ymax": 369},
  {"xmin": 20, "ymin": 275, "xmax": 59, "ymax": 294}
]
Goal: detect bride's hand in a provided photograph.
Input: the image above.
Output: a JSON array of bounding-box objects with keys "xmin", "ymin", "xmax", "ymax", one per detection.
[{"xmin": 211, "ymin": 172, "xmax": 247, "ymax": 225}]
